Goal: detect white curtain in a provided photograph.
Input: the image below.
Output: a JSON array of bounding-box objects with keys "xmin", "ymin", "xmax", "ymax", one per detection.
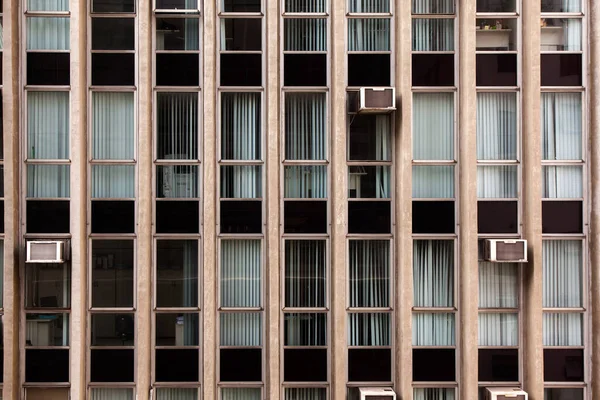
[
  {"xmin": 285, "ymin": 313, "xmax": 327, "ymax": 346},
  {"xmin": 413, "ymin": 313, "xmax": 455, "ymax": 346},
  {"xmin": 285, "ymin": 240, "xmax": 326, "ymax": 308},
  {"xmin": 348, "ymin": 18, "xmax": 390, "ymax": 51},
  {"xmin": 92, "ymin": 165, "xmax": 134, "ymax": 198},
  {"xmin": 375, "ymin": 115, "xmax": 392, "ymax": 160},
  {"xmin": 284, "ymin": 19, "xmax": 327, "ymax": 51},
  {"xmin": 158, "ymin": 165, "xmax": 199, "ymax": 198},
  {"xmin": 543, "ymin": 312, "xmax": 583, "ymax": 346},
  {"xmin": 220, "ymin": 240, "xmax": 261, "ymax": 307},
  {"xmin": 543, "ymin": 240, "xmax": 582, "ymax": 308},
  {"xmin": 412, "ymin": 0, "xmax": 454, "ymax": 13},
  {"xmin": 220, "ymin": 312, "xmax": 262, "ymax": 346},
  {"xmin": 28, "ymin": 91, "xmax": 69, "ymax": 159},
  {"xmin": 412, "ymin": 166, "xmax": 454, "ymax": 198},
  {"xmin": 156, "ymin": 387, "xmax": 198, "ymax": 400},
  {"xmin": 284, "ymin": 166, "xmax": 327, "ymax": 198},
  {"xmin": 27, "ymin": 165, "xmax": 70, "ymax": 198},
  {"xmin": 542, "ymin": 166, "xmax": 583, "ymax": 198},
  {"xmin": 477, "ymin": 92, "xmax": 517, "ymax": 160},
  {"xmin": 348, "ymin": 312, "xmax": 390, "ymax": 346},
  {"xmin": 285, "ymin": 388, "xmax": 327, "ymax": 400},
  {"xmin": 27, "ymin": 17, "xmax": 70, "ymax": 50},
  {"xmin": 93, "ymin": 92, "xmax": 134, "ymax": 160},
  {"xmin": 479, "ymin": 262, "xmax": 518, "ymax": 308},
  {"xmin": 285, "ymin": 93, "xmax": 326, "ymax": 160},
  {"xmin": 413, "ymin": 240, "xmax": 454, "ymax": 307},
  {"xmin": 413, "ymin": 93, "xmax": 454, "ymax": 160},
  {"xmin": 90, "ymin": 388, "xmax": 133, "ymax": 400},
  {"xmin": 414, "ymin": 388, "xmax": 455, "ymax": 400},
  {"xmin": 349, "ymin": 240, "xmax": 390, "ymax": 308},
  {"xmin": 221, "ymin": 166, "xmax": 261, "ymax": 198},
  {"xmin": 478, "ymin": 313, "xmax": 518, "ymax": 346},
  {"xmin": 477, "ymin": 165, "xmax": 518, "ymax": 198},
  {"xmin": 28, "ymin": 0, "xmax": 69, "ymax": 11},
  {"xmin": 349, "ymin": 0, "xmax": 389, "ymax": 12},
  {"xmin": 562, "ymin": 19, "xmax": 582, "ymax": 51},
  {"xmin": 157, "ymin": 92, "xmax": 198, "ymax": 160},
  {"xmin": 221, "ymin": 93, "xmax": 261, "ymax": 160},
  {"xmin": 221, "ymin": 388, "xmax": 261, "ymax": 400},
  {"xmin": 412, "ymin": 19, "xmax": 454, "ymax": 51},
  {"xmin": 541, "ymin": 92, "xmax": 582, "ymax": 160}
]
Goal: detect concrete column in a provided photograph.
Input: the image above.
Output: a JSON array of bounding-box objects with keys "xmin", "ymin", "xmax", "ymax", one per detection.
[
  {"xmin": 265, "ymin": 0, "xmax": 281, "ymax": 397},
  {"xmin": 521, "ymin": 0, "xmax": 543, "ymax": 398},
  {"xmin": 136, "ymin": 0, "xmax": 153, "ymax": 398},
  {"xmin": 457, "ymin": 0, "xmax": 478, "ymax": 398},
  {"xmin": 395, "ymin": 0, "xmax": 413, "ymax": 398},
  {"xmin": 331, "ymin": 0, "xmax": 347, "ymax": 396},
  {"xmin": 588, "ymin": 1, "xmax": 600, "ymax": 398},
  {"xmin": 202, "ymin": 0, "xmax": 217, "ymax": 397},
  {"xmin": 69, "ymin": 0, "xmax": 88, "ymax": 398},
  {"xmin": 2, "ymin": 0, "xmax": 20, "ymax": 398}
]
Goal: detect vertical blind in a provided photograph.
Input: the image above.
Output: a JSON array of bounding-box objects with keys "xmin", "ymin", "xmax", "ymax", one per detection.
[
  {"xmin": 27, "ymin": 17, "xmax": 70, "ymax": 50},
  {"xmin": 27, "ymin": 165, "xmax": 70, "ymax": 198},
  {"xmin": 284, "ymin": 166, "xmax": 327, "ymax": 198},
  {"xmin": 413, "ymin": 93, "xmax": 454, "ymax": 160},
  {"xmin": 92, "ymin": 92, "xmax": 135, "ymax": 160},
  {"xmin": 477, "ymin": 92, "xmax": 517, "ymax": 160},
  {"xmin": 285, "ymin": 0, "xmax": 327, "ymax": 13},
  {"xmin": 28, "ymin": 91, "xmax": 69, "ymax": 159},
  {"xmin": 221, "ymin": 388, "xmax": 261, "ymax": 400},
  {"xmin": 477, "ymin": 165, "xmax": 517, "ymax": 198},
  {"xmin": 285, "ymin": 93, "xmax": 326, "ymax": 160},
  {"xmin": 220, "ymin": 312, "xmax": 262, "ymax": 346},
  {"xmin": 412, "ymin": 166, "xmax": 455, "ymax": 198},
  {"xmin": 542, "ymin": 165, "xmax": 583, "ymax": 198},
  {"xmin": 349, "ymin": 240, "xmax": 390, "ymax": 308},
  {"xmin": 349, "ymin": 0, "xmax": 389, "ymax": 12},
  {"xmin": 348, "ymin": 312, "xmax": 390, "ymax": 346},
  {"xmin": 412, "ymin": 0, "xmax": 454, "ymax": 14},
  {"xmin": 413, "ymin": 313, "xmax": 455, "ymax": 346},
  {"xmin": 221, "ymin": 93, "xmax": 261, "ymax": 160},
  {"xmin": 285, "ymin": 313, "xmax": 327, "ymax": 346},
  {"xmin": 541, "ymin": 92, "xmax": 581, "ymax": 160},
  {"xmin": 90, "ymin": 388, "xmax": 134, "ymax": 400},
  {"xmin": 543, "ymin": 240, "xmax": 582, "ymax": 308},
  {"xmin": 478, "ymin": 313, "xmax": 518, "ymax": 346},
  {"xmin": 284, "ymin": 388, "xmax": 327, "ymax": 400},
  {"xmin": 412, "ymin": 19, "xmax": 454, "ymax": 51},
  {"xmin": 348, "ymin": 18, "xmax": 390, "ymax": 51},
  {"xmin": 479, "ymin": 262, "xmax": 518, "ymax": 308},
  {"xmin": 284, "ymin": 19, "xmax": 327, "ymax": 51},
  {"xmin": 220, "ymin": 240, "xmax": 261, "ymax": 308},
  {"xmin": 221, "ymin": 165, "xmax": 262, "ymax": 198},
  {"xmin": 414, "ymin": 388, "xmax": 455, "ymax": 400},
  {"xmin": 92, "ymin": 165, "xmax": 135, "ymax": 198},
  {"xmin": 157, "ymin": 92, "xmax": 198, "ymax": 160},
  {"xmin": 28, "ymin": 0, "xmax": 69, "ymax": 11},
  {"xmin": 543, "ymin": 312, "xmax": 583, "ymax": 346},
  {"xmin": 285, "ymin": 240, "xmax": 326, "ymax": 308},
  {"xmin": 156, "ymin": 388, "xmax": 197, "ymax": 400},
  {"xmin": 413, "ymin": 240, "xmax": 454, "ymax": 307}
]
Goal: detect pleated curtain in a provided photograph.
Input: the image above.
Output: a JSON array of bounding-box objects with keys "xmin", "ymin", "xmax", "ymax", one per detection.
[
  {"xmin": 349, "ymin": 241, "xmax": 390, "ymax": 308},
  {"xmin": 348, "ymin": 312, "xmax": 390, "ymax": 346},
  {"xmin": 27, "ymin": 165, "xmax": 70, "ymax": 198},
  {"xmin": 541, "ymin": 93, "xmax": 582, "ymax": 160},
  {"xmin": 284, "ymin": 166, "xmax": 327, "ymax": 198},
  {"xmin": 156, "ymin": 388, "xmax": 198, "ymax": 400},
  {"xmin": 412, "ymin": 18, "xmax": 454, "ymax": 51},
  {"xmin": 157, "ymin": 92, "xmax": 198, "ymax": 160},
  {"xmin": 348, "ymin": 18, "xmax": 390, "ymax": 51},
  {"xmin": 477, "ymin": 165, "xmax": 517, "ymax": 198},
  {"xmin": 285, "ymin": 240, "xmax": 326, "ymax": 308},
  {"xmin": 414, "ymin": 388, "xmax": 455, "ymax": 400},
  {"xmin": 412, "ymin": 0, "xmax": 454, "ymax": 13},
  {"xmin": 285, "ymin": 0, "xmax": 326, "ymax": 12},
  {"xmin": 221, "ymin": 388, "xmax": 261, "ymax": 400},
  {"xmin": 221, "ymin": 93, "xmax": 261, "ymax": 160},
  {"xmin": 412, "ymin": 166, "xmax": 454, "ymax": 198},
  {"xmin": 285, "ymin": 93, "xmax": 326, "ymax": 160},
  {"xmin": 285, "ymin": 313, "xmax": 326, "ymax": 346},
  {"xmin": 28, "ymin": 0, "xmax": 69, "ymax": 11},
  {"xmin": 285, "ymin": 388, "xmax": 327, "ymax": 400},
  {"xmin": 413, "ymin": 313, "xmax": 455, "ymax": 346},
  {"xmin": 413, "ymin": 240, "xmax": 454, "ymax": 307},
  {"xmin": 220, "ymin": 312, "xmax": 262, "ymax": 346},
  {"xmin": 221, "ymin": 165, "xmax": 261, "ymax": 198},
  {"xmin": 413, "ymin": 93, "xmax": 454, "ymax": 160},
  {"xmin": 92, "ymin": 165, "xmax": 134, "ymax": 198},
  {"xmin": 284, "ymin": 19, "xmax": 327, "ymax": 51},
  {"xmin": 542, "ymin": 165, "xmax": 582, "ymax": 198},
  {"xmin": 562, "ymin": 19, "xmax": 582, "ymax": 51},
  {"xmin": 543, "ymin": 313, "xmax": 582, "ymax": 346},
  {"xmin": 27, "ymin": 17, "xmax": 70, "ymax": 50},
  {"xmin": 90, "ymin": 388, "xmax": 133, "ymax": 400},
  {"xmin": 477, "ymin": 92, "xmax": 517, "ymax": 160}
]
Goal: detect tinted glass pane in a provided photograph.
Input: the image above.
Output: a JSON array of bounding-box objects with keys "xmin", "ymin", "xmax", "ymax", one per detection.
[
  {"xmin": 93, "ymin": 0, "xmax": 135, "ymax": 12},
  {"xmin": 156, "ymin": 18, "xmax": 199, "ymax": 50},
  {"xmin": 220, "ymin": 349, "xmax": 262, "ymax": 382},
  {"xmin": 284, "ymin": 200, "xmax": 327, "ymax": 234},
  {"xmin": 91, "ymin": 200, "xmax": 135, "ymax": 233},
  {"xmin": 348, "ymin": 54, "xmax": 391, "ymax": 86},
  {"xmin": 542, "ymin": 0, "xmax": 581, "ymax": 12},
  {"xmin": 221, "ymin": 54, "xmax": 262, "ymax": 86},
  {"xmin": 476, "ymin": 19, "xmax": 518, "ymax": 51},
  {"xmin": 156, "ymin": 313, "xmax": 200, "ymax": 345},
  {"xmin": 27, "ymin": 53, "xmax": 70, "ymax": 86},
  {"xmin": 220, "ymin": 200, "xmax": 262, "ymax": 233},
  {"xmin": 157, "ymin": 0, "xmax": 198, "ymax": 8},
  {"xmin": 544, "ymin": 349, "xmax": 584, "ymax": 382},
  {"xmin": 156, "ymin": 349, "xmax": 200, "ymax": 382},
  {"xmin": 25, "ymin": 314, "xmax": 70, "ymax": 346},
  {"xmin": 476, "ymin": 54, "xmax": 517, "ymax": 86},
  {"xmin": 92, "ymin": 54, "xmax": 135, "ymax": 86},
  {"xmin": 25, "ymin": 349, "xmax": 69, "ymax": 382},
  {"xmin": 25, "ymin": 264, "xmax": 71, "ymax": 308},
  {"xmin": 477, "ymin": 0, "xmax": 516, "ymax": 12},
  {"xmin": 413, "ymin": 349, "xmax": 455, "ymax": 381},
  {"xmin": 156, "ymin": 241, "xmax": 199, "ymax": 308},
  {"xmin": 92, "ymin": 18, "xmax": 134, "ymax": 50},
  {"xmin": 478, "ymin": 349, "xmax": 519, "ymax": 381},
  {"xmin": 284, "ymin": 349, "xmax": 327, "ymax": 382},
  {"xmin": 91, "ymin": 240, "xmax": 134, "ymax": 308},
  {"xmin": 544, "ymin": 388, "xmax": 584, "ymax": 400},
  {"xmin": 542, "ymin": 201, "xmax": 583, "ymax": 234},
  {"xmin": 221, "ymin": 19, "xmax": 261, "ymax": 50},
  {"xmin": 91, "ymin": 314, "xmax": 134, "ymax": 346},
  {"xmin": 348, "ymin": 349, "xmax": 391, "ymax": 382},
  {"xmin": 541, "ymin": 54, "xmax": 582, "ymax": 87},
  {"xmin": 284, "ymin": 54, "xmax": 327, "ymax": 87},
  {"xmin": 412, "ymin": 54, "xmax": 454, "ymax": 87},
  {"xmin": 156, "ymin": 201, "xmax": 200, "ymax": 234},
  {"xmin": 90, "ymin": 349, "xmax": 135, "ymax": 382},
  {"xmin": 348, "ymin": 115, "xmax": 392, "ymax": 161},
  {"xmin": 477, "ymin": 201, "xmax": 518, "ymax": 234},
  {"xmin": 412, "ymin": 201, "xmax": 455, "ymax": 234},
  {"xmin": 27, "ymin": 200, "xmax": 69, "ymax": 234},
  {"xmin": 223, "ymin": 0, "xmax": 261, "ymax": 12},
  {"xmin": 348, "ymin": 201, "xmax": 391, "ymax": 234}
]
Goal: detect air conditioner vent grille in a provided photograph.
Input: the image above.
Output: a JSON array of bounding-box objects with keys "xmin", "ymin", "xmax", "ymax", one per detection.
[
  {"xmin": 496, "ymin": 241, "xmax": 525, "ymax": 261},
  {"xmin": 26, "ymin": 241, "xmax": 66, "ymax": 263}
]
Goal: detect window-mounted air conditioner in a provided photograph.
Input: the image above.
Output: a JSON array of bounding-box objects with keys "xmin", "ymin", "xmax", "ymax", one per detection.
[
  {"xmin": 484, "ymin": 387, "xmax": 528, "ymax": 400},
  {"xmin": 484, "ymin": 239, "xmax": 527, "ymax": 263},
  {"xmin": 26, "ymin": 240, "xmax": 67, "ymax": 263},
  {"xmin": 358, "ymin": 87, "xmax": 396, "ymax": 114},
  {"xmin": 359, "ymin": 387, "xmax": 396, "ymax": 400}
]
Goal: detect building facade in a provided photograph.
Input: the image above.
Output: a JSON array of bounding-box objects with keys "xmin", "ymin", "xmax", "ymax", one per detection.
[{"xmin": 0, "ymin": 0, "xmax": 599, "ymax": 399}]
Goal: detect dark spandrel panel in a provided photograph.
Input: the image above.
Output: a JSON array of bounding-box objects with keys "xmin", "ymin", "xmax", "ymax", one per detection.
[
  {"xmin": 27, "ymin": 201, "xmax": 69, "ymax": 234},
  {"xmin": 542, "ymin": 201, "xmax": 583, "ymax": 234},
  {"xmin": 0, "ymin": 95, "xmax": 3, "ymax": 158},
  {"xmin": 220, "ymin": 54, "xmax": 262, "ymax": 86},
  {"xmin": 92, "ymin": 18, "xmax": 135, "ymax": 50},
  {"xmin": 156, "ymin": 201, "xmax": 199, "ymax": 234},
  {"xmin": 478, "ymin": 201, "xmax": 518, "ymax": 234},
  {"xmin": 284, "ymin": 200, "xmax": 327, "ymax": 234},
  {"xmin": 348, "ymin": 201, "xmax": 391, "ymax": 234},
  {"xmin": 157, "ymin": 0, "xmax": 199, "ymax": 9},
  {"xmin": 27, "ymin": 53, "xmax": 70, "ymax": 86},
  {"xmin": 544, "ymin": 349, "xmax": 584, "ymax": 382},
  {"xmin": 220, "ymin": 200, "xmax": 262, "ymax": 233},
  {"xmin": 220, "ymin": 349, "xmax": 262, "ymax": 382},
  {"xmin": 476, "ymin": 54, "xmax": 517, "ymax": 86},
  {"xmin": 93, "ymin": 0, "xmax": 135, "ymax": 12},
  {"xmin": 478, "ymin": 349, "xmax": 519, "ymax": 382},
  {"xmin": 412, "ymin": 201, "xmax": 455, "ymax": 234},
  {"xmin": 477, "ymin": 0, "xmax": 516, "ymax": 12},
  {"xmin": 348, "ymin": 54, "xmax": 391, "ymax": 87},
  {"xmin": 156, "ymin": 349, "xmax": 199, "ymax": 382},
  {"xmin": 284, "ymin": 349, "xmax": 327, "ymax": 382},
  {"xmin": 413, "ymin": 348, "xmax": 455, "ymax": 382},
  {"xmin": 284, "ymin": 54, "xmax": 327, "ymax": 87},
  {"xmin": 156, "ymin": 54, "xmax": 200, "ymax": 87},
  {"xmin": 25, "ymin": 349, "xmax": 69, "ymax": 383},
  {"xmin": 544, "ymin": 388, "xmax": 584, "ymax": 400},
  {"xmin": 92, "ymin": 53, "xmax": 135, "ymax": 86},
  {"xmin": 0, "ymin": 201, "xmax": 4, "ymax": 234},
  {"xmin": 348, "ymin": 349, "xmax": 391, "ymax": 382},
  {"xmin": 91, "ymin": 349, "xmax": 135, "ymax": 382},
  {"xmin": 91, "ymin": 201, "xmax": 135, "ymax": 234},
  {"xmin": 412, "ymin": 54, "xmax": 454, "ymax": 87},
  {"xmin": 223, "ymin": 0, "xmax": 261, "ymax": 12},
  {"xmin": 541, "ymin": 54, "xmax": 582, "ymax": 87}
]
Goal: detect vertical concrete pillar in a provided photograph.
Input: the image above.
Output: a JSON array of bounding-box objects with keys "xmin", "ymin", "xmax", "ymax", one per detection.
[
  {"xmin": 457, "ymin": 0, "xmax": 478, "ymax": 398},
  {"xmin": 69, "ymin": 0, "xmax": 88, "ymax": 398},
  {"xmin": 136, "ymin": 0, "xmax": 153, "ymax": 398},
  {"xmin": 521, "ymin": 1, "xmax": 543, "ymax": 398},
  {"xmin": 395, "ymin": 0, "xmax": 413, "ymax": 398},
  {"xmin": 2, "ymin": 0, "xmax": 20, "ymax": 398}
]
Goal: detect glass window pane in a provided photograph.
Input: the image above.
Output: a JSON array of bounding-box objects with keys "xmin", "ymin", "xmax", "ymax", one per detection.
[
  {"xmin": 219, "ymin": 312, "xmax": 262, "ymax": 346},
  {"xmin": 156, "ymin": 18, "xmax": 199, "ymax": 51},
  {"xmin": 284, "ymin": 313, "xmax": 326, "ymax": 346},
  {"xmin": 27, "ymin": 165, "xmax": 70, "ymax": 198},
  {"xmin": 222, "ymin": 0, "xmax": 261, "ymax": 12},
  {"xmin": 27, "ymin": 17, "xmax": 70, "ymax": 50},
  {"xmin": 156, "ymin": 240, "xmax": 198, "ymax": 308},
  {"xmin": 542, "ymin": 0, "xmax": 581, "ymax": 12},
  {"xmin": 413, "ymin": 92, "xmax": 454, "ymax": 160},
  {"xmin": 220, "ymin": 166, "xmax": 262, "ymax": 198},
  {"xmin": 25, "ymin": 314, "xmax": 69, "ymax": 346},
  {"xmin": 284, "ymin": 19, "xmax": 327, "ymax": 51},
  {"xmin": 25, "ymin": 264, "xmax": 71, "ymax": 308},
  {"xmin": 412, "ymin": 0, "xmax": 454, "ymax": 14},
  {"xmin": 284, "ymin": 166, "xmax": 327, "ymax": 198},
  {"xmin": 477, "ymin": 165, "xmax": 518, "ymax": 198},
  {"xmin": 348, "ymin": 166, "xmax": 390, "ymax": 199},
  {"xmin": 156, "ymin": 313, "xmax": 199, "ymax": 346},
  {"xmin": 414, "ymin": 389, "xmax": 456, "ymax": 400},
  {"xmin": 91, "ymin": 313, "xmax": 134, "ymax": 346},
  {"xmin": 543, "ymin": 312, "xmax": 583, "ymax": 346},
  {"xmin": 413, "ymin": 313, "xmax": 455, "ymax": 346},
  {"xmin": 412, "ymin": 54, "xmax": 455, "ymax": 86},
  {"xmin": 285, "ymin": 388, "xmax": 327, "ymax": 400},
  {"xmin": 92, "ymin": 165, "xmax": 135, "ymax": 198},
  {"xmin": 541, "ymin": 19, "xmax": 582, "ymax": 51},
  {"xmin": 544, "ymin": 388, "xmax": 584, "ymax": 400},
  {"xmin": 220, "ymin": 240, "xmax": 261, "ymax": 308},
  {"xmin": 91, "ymin": 240, "xmax": 134, "ymax": 308},
  {"xmin": 348, "ymin": 115, "xmax": 391, "ymax": 161},
  {"xmin": 478, "ymin": 313, "xmax": 518, "ymax": 346},
  {"xmin": 412, "ymin": 166, "xmax": 454, "ymax": 198},
  {"xmin": 221, "ymin": 388, "xmax": 261, "ymax": 400},
  {"xmin": 28, "ymin": 0, "xmax": 69, "ymax": 11},
  {"xmin": 477, "ymin": 0, "xmax": 515, "ymax": 12},
  {"xmin": 413, "ymin": 19, "xmax": 454, "ymax": 51},
  {"xmin": 92, "ymin": 18, "xmax": 134, "ymax": 50},
  {"xmin": 349, "ymin": 240, "xmax": 390, "ymax": 308},
  {"xmin": 156, "ymin": 0, "xmax": 198, "ymax": 9},
  {"xmin": 285, "ymin": 240, "xmax": 326, "ymax": 308},
  {"xmin": 90, "ymin": 388, "xmax": 134, "ymax": 400},
  {"xmin": 348, "ymin": 19, "xmax": 390, "ymax": 51},
  {"xmin": 479, "ymin": 262, "xmax": 518, "ymax": 308},
  {"xmin": 348, "ymin": 312, "xmax": 390, "ymax": 346},
  {"xmin": 92, "ymin": 0, "xmax": 135, "ymax": 12},
  {"xmin": 543, "ymin": 240, "xmax": 582, "ymax": 308},
  {"xmin": 477, "ymin": 92, "xmax": 517, "ymax": 160},
  {"xmin": 221, "ymin": 19, "xmax": 261, "ymax": 51},
  {"xmin": 542, "ymin": 166, "xmax": 583, "ymax": 198},
  {"xmin": 476, "ymin": 19, "xmax": 518, "ymax": 50},
  {"xmin": 285, "ymin": 93, "xmax": 326, "ymax": 160},
  {"xmin": 285, "ymin": 0, "xmax": 324, "ymax": 12},
  {"xmin": 221, "ymin": 93, "xmax": 261, "ymax": 160},
  {"xmin": 541, "ymin": 54, "xmax": 582, "ymax": 86},
  {"xmin": 413, "ymin": 240, "xmax": 454, "ymax": 307},
  {"xmin": 542, "ymin": 93, "xmax": 582, "ymax": 160},
  {"xmin": 156, "ymin": 388, "xmax": 198, "ymax": 400},
  {"xmin": 350, "ymin": 0, "xmax": 389, "ymax": 12},
  {"xmin": 157, "ymin": 92, "xmax": 198, "ymax": 160},
  {"xmin": 157, "ymin": 165, "xmax": 199, "ymax": 198},
  {"xmin": 476, "ymin": 54, "xmax": 517, "ymax": 86},
  {"xmin": 27, "ymin": 92, "xmax": 69, "ymax": 160},
  {"xmin": 92, "ymin": 92, "xmax": 135, "ymax": 160}
]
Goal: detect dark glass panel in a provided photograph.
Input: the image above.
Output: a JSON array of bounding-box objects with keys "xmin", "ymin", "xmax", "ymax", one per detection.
[
  {"xmin": 348, "ymin": 54, "xmax": 391, "ymax": 87},
  {"xmin": 413, "ymin": 348, "xmax": 455, "ymax": 381},
  {"xmin": 27, "ymin": 200, "xmax": 69, "ymax": 234},
  {"xmin": 92, "ymin": 18, "xmax": 135, "ymax": 50},
  {"xmin": 348, "ymin": 349, "xmax": 391, "ymax": 382},
  {"xmin": 90, "ymin": 349, "xmax": 135, "ymax": 382},
  {"xmin": 220, "ymin": 348, "xmax": 262, "ymax": 382},
  {"xmin": 541, "ymin": 54, "xmax": 582, "ymax": 87},
  {"xmin": 412, "ymin": 54, "xmax": 454, "ymax": 87},
  {"xmin": 156, "ymin": 0, "xmax": 197, "ymax": 9},
  {"xmin": 348, "ymin": 201, "xmax": 391, "ymax": 234},
  {"xmin": 91, "ymin": 240, "xmax": 134, "ymax": 308},
  {"xmin": 544, "ymin": 349, "xmax": 584, "ymax": 382},
  {"xmin": 156, "ymin": 201, "xmax": 200, "ymax": 234},
  {"xmin": 92, "ymin": 0, "xmax": 135, "ymax": 12},
  {"xmin": 223, "ymin": 0, "xmax": 261, "ymax": 12},
  {"xmin": 284, "ymin": 54, "xmax": 327, "ymax": 87},
  {"xmin": 412, "ymin": 201, "xmax": 455, "ymax": 234},
  {"xmin": 91, "ymin": 314, "xmax": 135, "ymax": 346},
  {"xmin": 544, "ymin": 388, "xmax": 584, "ymax": 400},
  {"xmin": 91, "ymin": 200, "xmax": 135, "ymax": 233},
  {"xmin": 156, "ymin": 54, "xmax": 200, "ymax": 87},
  {"xmin": 25, "ymin": 349, "xmax": 69, "ymax": 383},
  {"xmin": 156, "ymin": 349, "xmax": 200, "ymax": 382},
  {"xmin": 156, "ymin": 240, "xmax": 199, "ymax": 308},
  {"xmin": 284, "ymin": 200, "xmax": 327, "ymax": 234},
  {"xmin": 542, "ymin": 201, "xmax": 583, "ymax": 234},
  {"xmin": 476, "ymin": 54, "xmax": 517, "ymax": 86},
  {"xmin": 92, "ymin": 54, "xmax": 135, "ymax": 86},
  {"xmin": 220, "ymin": 200, "xmax": 262, "ymax": 233},
  {"xmin": 477, "ymin": 0, "xmax": 516, "ymax": 12},
  {"xmin": 478, "ymin": 349, "xmax": 519, "ymax": 382},
  {"xmin": 220, "ymin": 54, "xmax": 262, "ymax": 86},
  {"xmin": 0, "ymin": 201, "xmax": 4, "ymax": 233},
  {"xmin": 477, "ymin": 201, "xmax": 518, "ymax": 234},
  {"xmin": 222, "ymin": 19, "xmax": 261, "ymax": 50},
  {"xmin": 27, "ymin": 53, "xmax": 70, "ymax": 86},
  {"xmin": 284, "ymin": 349, "xmax": 327, "ymax": 382}
]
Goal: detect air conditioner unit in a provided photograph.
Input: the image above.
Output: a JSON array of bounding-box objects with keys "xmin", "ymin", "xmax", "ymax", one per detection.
[
  {"xmin": 26, "ymin": 241, "xmax": 67, "ymax": 263},
  {"xmin": 358, "ymin": 87, "xmax": 396, "ymax": 114},
  {"xmin": 359, "ymin": 387, "xmax": 396, "ymax": 400},
  {"xmin": 484, "ymin": 239, "xmax": 527, "ymax": 263},
  {"xmin": 484, "ymin": 387, "xmax": 528, "ymax": 400}
]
